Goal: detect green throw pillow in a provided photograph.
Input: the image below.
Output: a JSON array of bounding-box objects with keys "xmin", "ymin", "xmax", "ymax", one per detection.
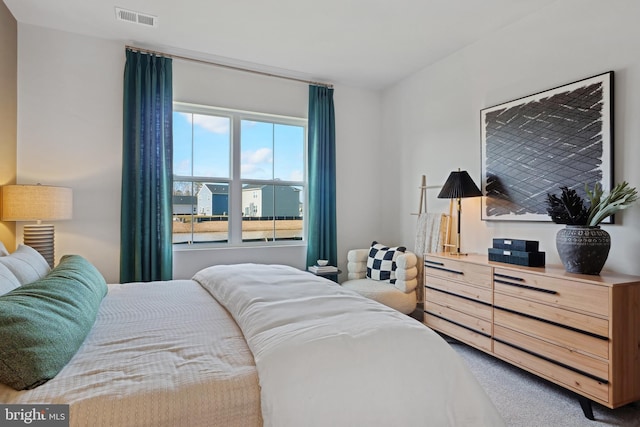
[{"xmin": 0, "ymin": 255, "xmax": 107, "ymax": 390}]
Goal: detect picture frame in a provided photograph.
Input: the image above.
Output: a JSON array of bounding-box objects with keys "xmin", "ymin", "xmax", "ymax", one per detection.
[{"xmin": 480, "ymin": 71, "xmax": 614, "ymax": 222}]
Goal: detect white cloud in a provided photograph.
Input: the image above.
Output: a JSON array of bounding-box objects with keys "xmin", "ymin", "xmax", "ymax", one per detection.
[
  {"xmin": 241, "ymin": 164, "xmax": 267, "ymax": 177},
  {"xmin": 241, "ymin": 148, "xmax": 272, "ymax": 179},
  {"xmin": 242, "ymin": 147, "xmax": 273, "ymax": 164},
  {"xmin": 180, "ymin": 113, "xmax": 229, "ymax": 134}
]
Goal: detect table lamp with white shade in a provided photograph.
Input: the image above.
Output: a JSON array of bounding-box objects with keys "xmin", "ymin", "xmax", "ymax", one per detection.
[{"xmin": 1, "ymin": 184, "xmax": 73, "ymax": 268}]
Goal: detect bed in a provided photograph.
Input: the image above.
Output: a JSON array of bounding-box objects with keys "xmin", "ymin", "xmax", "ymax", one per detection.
[{"xmin": 0, "ymin": 246, "xmax": 504, "ymax": 426}]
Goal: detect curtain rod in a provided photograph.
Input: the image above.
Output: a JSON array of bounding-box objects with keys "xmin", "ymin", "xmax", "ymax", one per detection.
[{"xmin": 125, "ymin": 45, "xmax": 333, "ymax": 89}]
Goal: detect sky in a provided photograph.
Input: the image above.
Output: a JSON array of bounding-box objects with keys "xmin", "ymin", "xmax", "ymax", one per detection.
[{"xmin": 173, "ymin": 112, "xmax": 305, "ymax": 183}]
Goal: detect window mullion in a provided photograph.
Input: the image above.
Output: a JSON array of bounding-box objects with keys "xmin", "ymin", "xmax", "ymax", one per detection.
[
  {"xmin": 190, "ymin": 115, "xmax": 195, "ymax": 244},
  {"xmin": 229, "ymin": 113, "xmax": 243, "ymax": 244},
  {"xmin": 271, "ymin": 125, "xmax": 275, "ymax": 241}
]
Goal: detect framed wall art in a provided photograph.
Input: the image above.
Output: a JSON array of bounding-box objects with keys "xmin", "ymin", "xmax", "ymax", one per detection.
[{"xmin": 480, "ymin": 71, "xmax": 614, "ymax": 222}]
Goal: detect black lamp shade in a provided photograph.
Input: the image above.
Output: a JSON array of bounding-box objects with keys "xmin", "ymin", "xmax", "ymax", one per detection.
[{"xmin": 437, "ymin": 170, "xmax": 482, "ymax": 199}]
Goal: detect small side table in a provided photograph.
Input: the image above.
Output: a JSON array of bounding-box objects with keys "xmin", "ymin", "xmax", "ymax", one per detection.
[{"xmin": 308, "ymin": 268, "xmax": 341, "ymax": 282}]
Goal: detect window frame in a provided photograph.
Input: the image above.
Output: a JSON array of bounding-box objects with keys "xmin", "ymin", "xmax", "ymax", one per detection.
[{"xmin": 172, "ymin": 102, "xmax": 308, "ymax": 248}]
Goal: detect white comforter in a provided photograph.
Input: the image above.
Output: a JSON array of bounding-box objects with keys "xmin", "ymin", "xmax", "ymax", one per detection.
[{"xmin": 193, "ymin": 264, "xmax": 505, "ymax": 427}]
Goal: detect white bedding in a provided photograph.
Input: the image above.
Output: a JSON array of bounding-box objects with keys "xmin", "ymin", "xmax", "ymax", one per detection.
[
  {"xmin": 0, "ymin": 279, "xmax": 261, "ymax": 427},
  {"xmin": 194, "ymin": 263, "xmax": 505, "ymax": 427}
]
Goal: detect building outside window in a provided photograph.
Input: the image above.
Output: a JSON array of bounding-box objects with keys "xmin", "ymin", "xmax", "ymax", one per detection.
[{"xmin": 172, "ymin": 103, "xmax": 306, "ymax": 245}]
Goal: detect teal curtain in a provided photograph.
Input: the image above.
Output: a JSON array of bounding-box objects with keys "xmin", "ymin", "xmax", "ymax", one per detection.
[
  {"xmin": 120, "ymin": 49, "xmax": 173, "ymax": 282},
  {"xmin": 306, "ymin": 85, "xmax": 337, "ymax": 267}
]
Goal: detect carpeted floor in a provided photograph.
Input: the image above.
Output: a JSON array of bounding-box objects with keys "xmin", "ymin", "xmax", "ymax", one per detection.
[{"xmin": 450, "ymin": 339, "xmax": 640, "ymax": 427}]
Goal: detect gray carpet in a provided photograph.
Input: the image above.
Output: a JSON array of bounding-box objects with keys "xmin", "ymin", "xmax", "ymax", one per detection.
[{"xmin": 451, "ymin": 340, "xmax": 640, "ymax": 426}]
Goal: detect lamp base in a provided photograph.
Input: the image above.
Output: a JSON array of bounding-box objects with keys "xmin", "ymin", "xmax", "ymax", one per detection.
[
  {"xmin": 23, "ymin": 224, "xmax": 55, "ymax": 268},
  {"xmin": 446, "ymin": 252, "xmax": 470, "ymax": 256},
  {"xmin": 443, "ymin": 235, "xmax": 470, "ymax": 256}
]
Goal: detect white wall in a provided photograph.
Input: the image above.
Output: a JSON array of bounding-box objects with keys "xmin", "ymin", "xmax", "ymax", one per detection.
[
  {"xmin": 16, "ymin": 24, "xmax": 384, "ymax": 282},
  {"xmin": 334, "ymin": 86, "xmax": 390, "ymax": 251},
  {"xmin": 383, "ymin": 0, "xmax": 640, "ymax": 275},
  {"xmin": 17, "ymin": 25, "xmax": 123, "ymax": 282}
]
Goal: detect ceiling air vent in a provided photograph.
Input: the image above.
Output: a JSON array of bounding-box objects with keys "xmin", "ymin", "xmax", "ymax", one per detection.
[{"xmin": 115, "ymin": 7, "xmax": 158, "ymax": 28}]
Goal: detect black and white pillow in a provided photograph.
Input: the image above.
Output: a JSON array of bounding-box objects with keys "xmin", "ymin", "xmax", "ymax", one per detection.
[{"xmin": 366, "ymin": 241, "xmax": 406, "ymax": 284}]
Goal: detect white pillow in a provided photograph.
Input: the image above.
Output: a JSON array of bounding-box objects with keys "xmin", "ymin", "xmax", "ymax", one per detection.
[
  {"xmin": 0, "ymin": 263, "xmax": 21, "ymax": 295},
  {"xmin": 0, "ymin": 241, "xmax": 9, "ymax": 256},
  {"xmin": 0, "ymin": 244, "xmax": 51, "ymax": 285}
]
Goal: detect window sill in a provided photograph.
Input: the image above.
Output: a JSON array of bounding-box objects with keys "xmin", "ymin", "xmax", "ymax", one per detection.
[{"xmin": 172, "ymin": 241, "xmax": 307, "ymax": 252}]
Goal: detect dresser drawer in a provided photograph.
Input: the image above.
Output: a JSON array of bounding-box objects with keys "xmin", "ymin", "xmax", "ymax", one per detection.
[
  {"xmin": 493, "ymin": 267, "xmax": 609, "ymax": 317},
  {"xmin": 426, "ymin": 275, "xmax": 492, "ymax": 304},
  {"xmin": 494, "ymin": 341, "xmax": 609, "ymax": 403},
  {"xmin": 494, "ymin": 325, "xmax": 608, "ymax": 382},
  {"xmin": 424, "ymin": 313, "xmax": 492, "ymax": 352},
  {"xmin": 494, "ymin": 292, "xmax": 609, "ymax": 337},
  {"xmin": 494, "ymin": 308, "xmax": 609, "ymax": 359},
  {"xmin": 425, "ymin": 256, "xmax": 492, "ymax": 288},
  {"xmin": 425, "ymin": 301, "xmax": 492, "ymax": 336},
  {"xmin": 426, "ymin": 287, "xmax": 492, "ymax": 320}
]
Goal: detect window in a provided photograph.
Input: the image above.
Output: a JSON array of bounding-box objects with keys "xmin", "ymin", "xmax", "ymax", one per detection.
[{"xmin": 172, "ymin": 103, "xmax": 306, "ymax": 246}]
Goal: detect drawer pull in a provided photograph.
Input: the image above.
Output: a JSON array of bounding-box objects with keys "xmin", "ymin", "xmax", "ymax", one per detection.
[
  {"xmin": 425, "ymin": 265, "xmax": 464, "ymax": 275},
  {"xmin": 494, "ymin": 338, "xmax": 608, "ymax": 384},
  {"xmin": 426, "ymin": 311, "xmax": 491, "ymax": 338},
  {"xmin": 424, "ymin": 260, "xmax": 445, "ymax": 266},
  {"xmin": 494, "ymin": 273, "xmax": 525, "ymax": 282},
  {"xmin": 494, "ymin": 306, "xmax": 608, "ymax": 341},
  {"xmin": 494, "ymin": 279, "xmax": 558, "ymax": 295}
]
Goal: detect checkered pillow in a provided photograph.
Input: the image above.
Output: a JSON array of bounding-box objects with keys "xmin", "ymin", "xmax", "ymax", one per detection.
[{"xmin": 366, "ymin": 241, "xmax": 406, "ymax": 284}]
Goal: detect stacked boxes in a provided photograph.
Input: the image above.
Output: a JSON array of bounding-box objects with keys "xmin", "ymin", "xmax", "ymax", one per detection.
[{"xmin": 488, "ymin": 238, "xmax": 545, "ymax": 267}]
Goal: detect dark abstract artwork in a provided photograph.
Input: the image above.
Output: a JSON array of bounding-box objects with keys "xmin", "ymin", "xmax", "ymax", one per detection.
[{"xmin": 481, "ymin": 72, "xmax": 613, "ymax": 221}]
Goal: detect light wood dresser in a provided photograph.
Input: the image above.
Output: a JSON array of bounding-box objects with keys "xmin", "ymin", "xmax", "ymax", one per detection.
[{"xmin": 423, "ymin": 253, "xmax": 640, "ymax": 419}]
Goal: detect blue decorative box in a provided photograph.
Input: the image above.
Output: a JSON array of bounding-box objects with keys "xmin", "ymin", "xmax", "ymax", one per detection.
[
  {"xmin": 492, "ymin": 238, "xmax": 539, "ymax": 253},
  {"xmin": 488, "ymin": 248, "xmax": 545, "ymax": 267}
]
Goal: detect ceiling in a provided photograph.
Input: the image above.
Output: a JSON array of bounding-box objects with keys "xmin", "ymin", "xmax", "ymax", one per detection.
[{"xmin": 3, "ymin": 0, "xmax": 557, "ymax": 90}]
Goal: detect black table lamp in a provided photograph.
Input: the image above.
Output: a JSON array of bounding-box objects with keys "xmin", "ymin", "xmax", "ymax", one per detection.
[{"xmin": 437, "ymin": 169, "xmax": 482, "ymax": 255}]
